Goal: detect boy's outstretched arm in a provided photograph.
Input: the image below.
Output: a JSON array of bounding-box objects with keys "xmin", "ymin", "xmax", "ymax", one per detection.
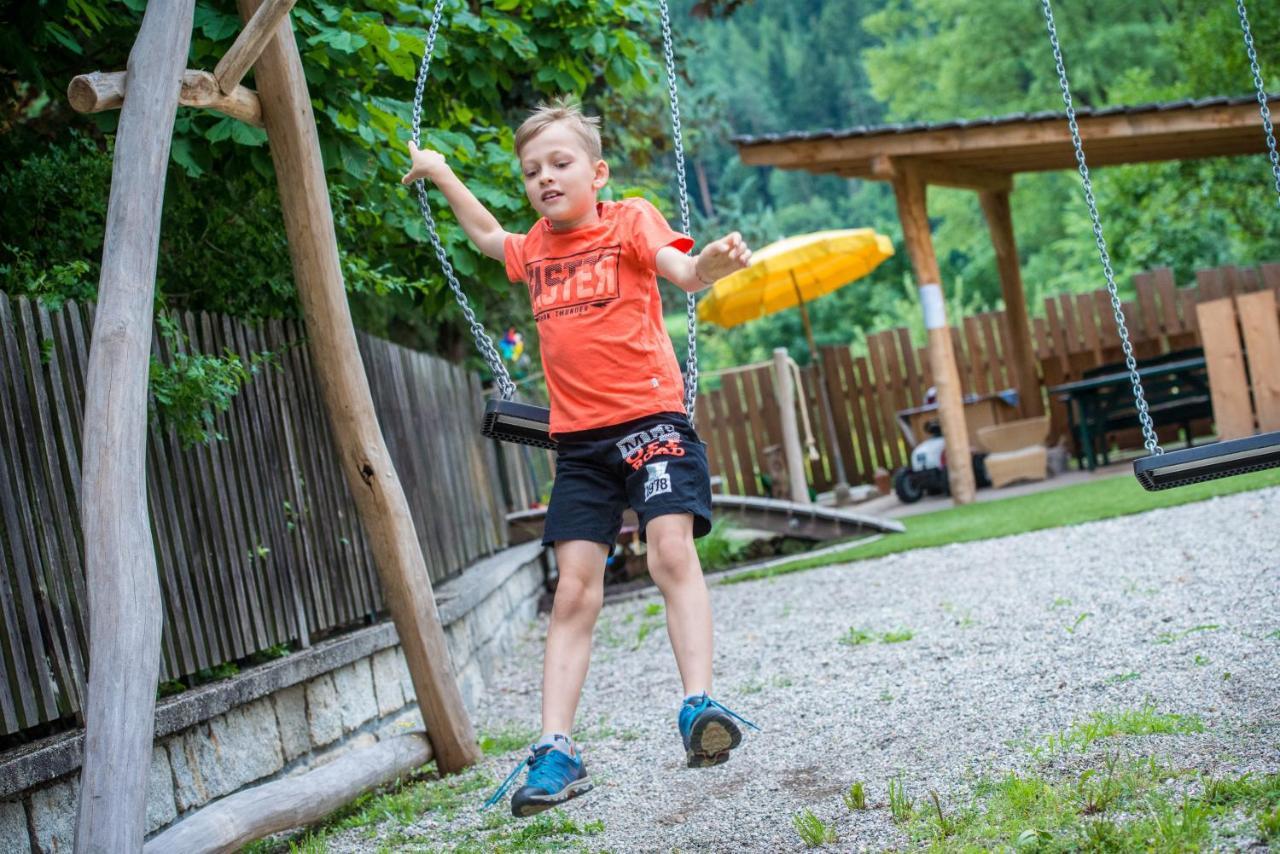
[
  {"xmin": 657, "ymin": 231, "xmax": 752, "ymax": 293},
  {"xmin": 401, "ymin": 142, "xmax": 508, "ymax": 262}
]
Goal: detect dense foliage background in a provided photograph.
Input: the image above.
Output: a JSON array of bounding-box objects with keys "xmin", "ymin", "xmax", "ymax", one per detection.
[{"xmin": 3, "ymin": 0, "xmax": 1278, "ymax": 385}]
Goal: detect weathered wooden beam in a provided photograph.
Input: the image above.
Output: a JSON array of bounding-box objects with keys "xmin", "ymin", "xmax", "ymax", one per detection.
[
  {"xmin": 978, "ymin": 188, "xmax": 1044, "ymax": 418},
  {"xmin": 214, "ymin": 0, "xmax": 297, "ymax": 94},
  {"xmin": 890, "ymin": 165, "xmax": 975, "ymax": 505},
  {"xmin": 738, "ymin": 100, "xmax": 1273, "ymax": 173},
  {"xmin": 143, "ymin": 733, "xmax": 432, "ymax": 854},
  {"xmin": 869, "ymin": 155, "xmax": 1013, "ymax": 192},
  {"xmin": 68, "ymin": 69, "xmax": 264, "ymax": 127},
  {"xmin": 182, "ymin": 70, "xmax": 264, "ymax": 126},
  {"xmin": 72, "ymin": 3, "xmax": 197, "ymax": 853},
  {"xmin": 238, "ymin": 0, "xmax": 480, "ymax": 773}
]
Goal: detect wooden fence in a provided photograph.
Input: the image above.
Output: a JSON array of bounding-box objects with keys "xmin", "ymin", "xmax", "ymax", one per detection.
[
  {"xmin": 0, "ymin": 292, "xmax": 507, "ymax": 737},
  {"xmin": 697, "ymin": 262, "xmax": 1280, "ymax": 494},
  {"xmin": 1196, "ymin": 289, "xmax": 1280, "ymax": 439}
]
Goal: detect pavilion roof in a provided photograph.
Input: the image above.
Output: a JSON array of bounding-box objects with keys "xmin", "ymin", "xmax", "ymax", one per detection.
[{"xmin": 732, "ymin": 95, "xmax": 1280, "ymax": 188}]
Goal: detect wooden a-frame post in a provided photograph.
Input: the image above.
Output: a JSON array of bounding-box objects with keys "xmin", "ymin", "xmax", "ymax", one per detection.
[
  {"xmin": 235, "ymin": 0, "xmax": 479, "ymax": 772},
  {"xmin": 73, "ymin": 2, "xmax": 196, "ymax": 851},
  {"xmin": 69, "ymin": 1, "xmax": 479, "ymax": 847}
]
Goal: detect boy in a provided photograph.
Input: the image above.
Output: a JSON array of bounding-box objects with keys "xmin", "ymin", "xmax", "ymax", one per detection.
[{"xmin": 402, "ymin": 98, "xmax": 755, "ymax": 817}]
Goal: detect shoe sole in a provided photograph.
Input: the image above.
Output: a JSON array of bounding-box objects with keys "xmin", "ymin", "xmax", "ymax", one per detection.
[
  {"xmin": 686, "ymin": 713, "xmax": 742, "ymax": 768},
  {"xmin": 512, "ymin": 777, "xmax": 593, "ymax": 817}
]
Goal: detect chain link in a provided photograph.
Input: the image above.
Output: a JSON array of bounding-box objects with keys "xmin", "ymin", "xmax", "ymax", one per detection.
[
  {"xmin": 1040, "ymin": 0, "xmax": 1161, "ymax": 455},
  {"xmin": 411, "ymin": 0, "xmax": 516, "ymax": 400},
  {"xmin": 657, "ymin": 0, "xmax": 699, "ymax": 423},
  {"xmin": 1236, "ymin": 0, "xmax": 1280, "ymax": 206}
]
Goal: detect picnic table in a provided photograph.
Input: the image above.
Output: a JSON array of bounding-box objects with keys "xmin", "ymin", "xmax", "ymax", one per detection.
[{"xmin": 1046, "ymin": 353, "xmax": 1211, "ymax": 470}]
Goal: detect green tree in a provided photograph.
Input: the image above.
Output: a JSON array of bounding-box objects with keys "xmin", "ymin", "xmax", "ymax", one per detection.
[{"xmin": 1, "ymin": 0, "xmax": 683, "ymax": 368}]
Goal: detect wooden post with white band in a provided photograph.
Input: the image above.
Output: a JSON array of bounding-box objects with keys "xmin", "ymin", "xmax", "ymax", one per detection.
[{"xmin": 891, "ymin": 166, "xmax": 976, "ymax": 505}]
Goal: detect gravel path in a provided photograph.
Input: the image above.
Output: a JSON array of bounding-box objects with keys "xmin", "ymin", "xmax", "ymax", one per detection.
[{"xmin": 332, "ymin": 487, "xmax": 1280, "ymax": 852}]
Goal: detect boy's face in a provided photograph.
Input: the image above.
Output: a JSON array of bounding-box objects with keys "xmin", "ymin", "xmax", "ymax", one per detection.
[{"xmin": 519, "ymin": 122, "xmax": 609, "ymax": 228}]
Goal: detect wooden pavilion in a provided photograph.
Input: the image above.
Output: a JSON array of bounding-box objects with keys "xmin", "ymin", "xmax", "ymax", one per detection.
[{"xmin": 733, "ymin": 95, "xmax": 1280, "ymax": 503}]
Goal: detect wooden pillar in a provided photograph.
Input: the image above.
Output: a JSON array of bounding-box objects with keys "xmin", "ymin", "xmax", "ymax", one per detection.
[
  {"xmin": 239, "ymin": 0, "xmax": 479, "ymax": 772},
  {"xmin": 772, "ymin": 348, "xmax": 811, "ymax": 504},
  {"xmin": 891, "ymin": 167, "xmax": 976, "ymax": 504},
  {"xmin": 73, "ymin": 3, "xmax": 196, "ymax": 852},
  {"xmin": 979, "ymin": 188, "xmax": 1044, "ymax": 417}
]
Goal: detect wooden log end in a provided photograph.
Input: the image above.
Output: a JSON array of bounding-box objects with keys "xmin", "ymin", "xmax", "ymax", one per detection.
[{"xmin": 68, "ymin": 71, "xmax": 126, "ymax": 114}]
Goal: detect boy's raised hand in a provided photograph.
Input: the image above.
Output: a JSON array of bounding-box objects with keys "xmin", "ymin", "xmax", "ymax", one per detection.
[
  {"xmin": 694, "ymin": 232, "xmax": 753, "ymax": 285},
  {"xmin": 401, "ymin": 141, "xmax": 448, "ymax": 185}
]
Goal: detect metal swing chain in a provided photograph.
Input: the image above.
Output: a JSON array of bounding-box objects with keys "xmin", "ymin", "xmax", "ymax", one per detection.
[
  {"xmin": 658, "ymin": 0, "xmax": 700, "ymax": 423},
  {"xmin": 1040, "ymin": 0, "xmax": 1162, "ymax": 455},
  {"xmin": 411, "ymin": 0, "xmax": 517, "ymax": 401},
  {"xmin": 1237, "ymin": 0, "xmax": 1280, "ymax": 206}
]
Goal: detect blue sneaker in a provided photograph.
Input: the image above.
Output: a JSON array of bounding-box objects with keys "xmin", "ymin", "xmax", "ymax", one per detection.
[
  {"xmin": 483, "ymin": 735, "xmax": 592, "ymax": 817},
  {"xmin": 678, "ymin": 693, "xmax": 760, "ymax": 768}
]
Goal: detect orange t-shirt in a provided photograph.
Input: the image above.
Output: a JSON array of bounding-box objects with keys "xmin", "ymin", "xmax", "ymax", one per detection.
[{"xmin": 504, "ymin": 198, "xmax": 694, "ymax": 435}]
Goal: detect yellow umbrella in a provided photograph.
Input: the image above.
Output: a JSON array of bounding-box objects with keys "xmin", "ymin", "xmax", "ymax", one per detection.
[
  {"xmin": 696, "ymin": 228, "xmax": 895, "ymax": 501},
  {"xmin": 697, "ymin": 228, "xmax": 894, "ymax": 329}
]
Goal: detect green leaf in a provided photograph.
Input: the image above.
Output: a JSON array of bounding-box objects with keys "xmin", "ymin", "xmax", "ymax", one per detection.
[
  {"xmin": 229, "ymin": 122, "xmax": 268, "ymax": 147},
  {"xmin": 309, "ymin": 28, "xmax": 368, "ymax": 54},
  {"xmin": 170, "ymin": 137, "xmax": 205, "ymax": 178},
  {"xmin": 205, "ymin": 117, "xmax": 235, "ymax": 143},
  {"xmin": 193, "ymin": 7, "xmax": 241, "ymax": 41}
]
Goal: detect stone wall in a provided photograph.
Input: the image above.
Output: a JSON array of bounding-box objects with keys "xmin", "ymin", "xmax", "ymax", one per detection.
[{"xmin": 0, "ymin": 542, "xmax": 547, "ymax": 853}]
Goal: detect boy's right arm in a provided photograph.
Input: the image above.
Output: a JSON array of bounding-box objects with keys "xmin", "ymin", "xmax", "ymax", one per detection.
[{"xmin": 401, "ymin": 142, "xmax": 509, "ymax": 262}]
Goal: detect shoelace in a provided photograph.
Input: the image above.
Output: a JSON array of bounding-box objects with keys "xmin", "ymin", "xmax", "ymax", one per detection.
[
  {"xmin": 482, "ymin": 745, "xmax": 576, "ymax": 810},
  {"xmin": 687, "ymin": 693, "xmax": 762, "ymax": 733},
  {"xmin": 483, "ymin": 750, "xmax": 533, "ymax": 810}
]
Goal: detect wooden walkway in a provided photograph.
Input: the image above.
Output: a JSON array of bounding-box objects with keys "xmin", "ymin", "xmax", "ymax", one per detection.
[{"xmin": 506, "ymin": 494, "xmax": 903, "ymax": 547}]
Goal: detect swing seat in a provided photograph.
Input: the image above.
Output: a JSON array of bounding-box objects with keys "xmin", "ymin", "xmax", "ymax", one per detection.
[
  {"xmin": 482, "ymin": 399, "xmax": 556, "ymax": 449},
  {"xmin": 1132, "ymin": 430, "xmax": 1280, "ymax": 490}
]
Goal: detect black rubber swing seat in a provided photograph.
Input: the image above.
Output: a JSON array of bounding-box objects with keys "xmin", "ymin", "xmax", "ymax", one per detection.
[
  {"xmin": 481, "ymin": 398, "xmax": 556, "ymax": 449},
  {"xmin": 1132, "ymin": 430, "xmax": 1280, "ymax": 491}
]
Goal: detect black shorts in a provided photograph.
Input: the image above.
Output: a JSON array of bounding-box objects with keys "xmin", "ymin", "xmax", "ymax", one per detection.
[{"xmin": 542, "ymin": 411, "xmax": 713, "ymax": 549}]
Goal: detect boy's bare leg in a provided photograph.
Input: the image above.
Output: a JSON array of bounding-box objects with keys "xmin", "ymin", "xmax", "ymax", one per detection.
[
  {"xmin": 643, "ymin": 513, "xmax": 712, "ymax": 696},
  {"xmin": 541, "ymin": 539, "xmax": 608, "ymax": 736}
]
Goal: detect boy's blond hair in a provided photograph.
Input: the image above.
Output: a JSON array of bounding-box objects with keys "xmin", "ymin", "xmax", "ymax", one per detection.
[{"xmin": 514, "ymin": 96, "xmax": 603, "ymax": 161}]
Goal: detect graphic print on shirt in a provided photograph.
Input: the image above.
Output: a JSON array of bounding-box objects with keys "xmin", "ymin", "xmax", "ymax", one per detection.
[
  {"xmin": 644, "ymin": 461, "xmax": 673, "ymax": 501},
  {"xmin": 526, "ymin": 245, "xmax": 622, "ymax": 322},
  {"xmin": 616, "ymin": 423, "xmax": 686, "ymax": 471}
]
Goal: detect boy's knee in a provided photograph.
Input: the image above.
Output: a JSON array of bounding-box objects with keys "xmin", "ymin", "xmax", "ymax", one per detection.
[
  {"xmin": 553, "ymin": 574, "xmax": 603, "ymax": 617},
  {"xmin": 645, "ymin": 532, "xmax": 696, "ymax": 578}
]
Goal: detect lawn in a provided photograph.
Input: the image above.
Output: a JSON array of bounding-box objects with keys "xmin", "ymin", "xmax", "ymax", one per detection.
[{"xmin": 725, "ymin": 466, "xmax": 1280, "ymax": 584}]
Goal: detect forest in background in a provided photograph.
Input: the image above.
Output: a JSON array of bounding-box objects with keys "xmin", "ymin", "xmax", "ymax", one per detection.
[
  {"xmin": 679, "ymin": 0, "xmax": 1280, "ymax": 370},
  {"xmin": 2, "ymin": 0, "xmax": 1278, "ymax": 408}
]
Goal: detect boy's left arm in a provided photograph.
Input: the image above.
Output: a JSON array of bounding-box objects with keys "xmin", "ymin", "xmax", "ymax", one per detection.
[{"xmin": 656, "ymin": 231, "xmax": 752, "ymax": 293}]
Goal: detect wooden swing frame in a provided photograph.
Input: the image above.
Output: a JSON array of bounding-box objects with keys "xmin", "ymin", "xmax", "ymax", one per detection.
[{"xmin": 67, "ymin": 3, "xmax": 478, "ymax": 849}]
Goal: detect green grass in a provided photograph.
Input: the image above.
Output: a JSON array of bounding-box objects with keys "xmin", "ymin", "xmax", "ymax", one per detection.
[
  {"xmin": 792, "ymin": 808, "xmax": 838, "ymax": 847},
  {"xmin": 1066, "ymin": 612, "xmax": 1092, "ymax": 634},
  {"xmin": 844, "ymin": 781, "xmax": 867, "ymax": 811},
  {"xmin": 478, "ymin": 726, "xmax": 539, "ymax": 756},
  {"xmin": 1104, "ymin": 671, "xmax": 1140, "ymax": 684},
  {"xmin": 1036, "ymin": 702, "xmax": 1205, "ymax": 756},
  {"xmin": 888, "ymin": 778, "xmax": 916, "ymax": 824},
  {"xmin": 840, "ymin": 626, "xmax": 914, "ymax": 646},
  {"xmin": 900, "ymin": 761, "xmax": 1280, "ymax": 852},
  {"xmin": 1156, "ymin": 623, "xmax": 1221, "ymax": 644},
  {"xmin": 694, "ymin": 517, "xmax": 748, "ymax": 571},
  {"xmin": 839, "ymin": 627, "xmax": 874, "ymax": 646},
  {"xmin": 723, "ymin": 467, "xmax": 1280, "ymax": 585},
  {"xmin": 243, "ymin": 761, "xmax": 609, "ymax": 853}
]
